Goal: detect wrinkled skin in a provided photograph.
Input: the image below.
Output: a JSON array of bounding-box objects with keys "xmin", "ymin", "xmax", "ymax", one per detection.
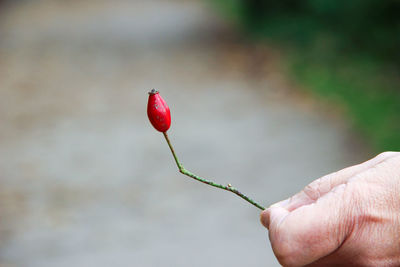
[{"xmin": 260, "ymin": 152, "xmax": 400, "ymax": 267}]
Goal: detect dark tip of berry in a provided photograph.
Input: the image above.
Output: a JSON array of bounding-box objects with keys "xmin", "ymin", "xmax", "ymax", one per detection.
[{"xmin": 148, "ymin": 89, "xmax": 159, "ymax": 95}]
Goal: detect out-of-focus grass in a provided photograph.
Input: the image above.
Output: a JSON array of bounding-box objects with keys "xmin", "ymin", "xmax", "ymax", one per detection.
[
  {"xmin": 290, "ymin": 52, "xmax": 400, "ymax": 151},
  {"xmin": 211, "ymin": 0, "xmax": 400, "ymax": 152}
]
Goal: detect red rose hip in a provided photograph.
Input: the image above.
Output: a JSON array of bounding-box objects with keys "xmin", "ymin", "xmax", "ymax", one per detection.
[
  {"xmin": 146, "ymin": 88, "xmax": 265, "ymax": 210},
  {"xmin": 147, "ymin": 89, "xmax": 171, "ymax": 132}
]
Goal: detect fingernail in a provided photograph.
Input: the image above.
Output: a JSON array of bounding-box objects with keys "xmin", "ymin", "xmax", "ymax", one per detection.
[
  {"xmin": 272, "ymin": 198, "xmax": 290, "ymax": 208},
  {"xmin": 260, "ymin": 209, "xmax": 270, "ymax": 229}
]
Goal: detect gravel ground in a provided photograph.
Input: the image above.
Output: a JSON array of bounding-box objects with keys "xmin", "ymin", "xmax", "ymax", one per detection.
[{"xmin": 0, "ymin": 0, "xmax": 368, "ymax": 266}]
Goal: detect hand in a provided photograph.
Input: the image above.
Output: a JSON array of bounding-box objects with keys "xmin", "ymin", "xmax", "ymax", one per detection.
[{"xmin": 260, "ymin": 152, "xmax": 400, "ymax": 267}]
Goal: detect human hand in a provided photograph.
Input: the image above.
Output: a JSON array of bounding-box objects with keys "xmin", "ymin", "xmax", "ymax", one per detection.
[{"xmin": 260, "ymin": 152, "xmax": 400, "ymax": 267}]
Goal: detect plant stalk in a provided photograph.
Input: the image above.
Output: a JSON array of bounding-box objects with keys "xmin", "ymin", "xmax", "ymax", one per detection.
[{"xmin": 163, "ymin": 132, "xmax": 266, "ymax": 210}]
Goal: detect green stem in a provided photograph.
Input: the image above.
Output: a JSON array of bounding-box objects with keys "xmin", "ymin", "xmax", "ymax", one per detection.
[{"xmin": 163, "ymin": 132, "xmax": 266, "ymax": 210}]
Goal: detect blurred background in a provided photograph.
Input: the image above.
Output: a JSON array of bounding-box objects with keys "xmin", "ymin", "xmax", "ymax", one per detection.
[{"xmin": 0, "ymin": 0, "xmax": 397, "ymax": 266}]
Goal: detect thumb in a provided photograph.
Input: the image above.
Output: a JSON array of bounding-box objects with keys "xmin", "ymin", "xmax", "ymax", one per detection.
[{"xmin": 262, "ymin": 183, "xmax": 354, "ymax": 267}]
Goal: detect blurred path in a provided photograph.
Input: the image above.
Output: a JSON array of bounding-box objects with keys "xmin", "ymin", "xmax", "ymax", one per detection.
[{"xmin": 0, "ymin": 0, "xmax": 368, "ymax": 266}]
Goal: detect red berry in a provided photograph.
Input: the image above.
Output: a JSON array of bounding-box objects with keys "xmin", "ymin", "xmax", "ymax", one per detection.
[{"xmin": 147, "ymin": 89, "xmax": 171, "ymax": 132}]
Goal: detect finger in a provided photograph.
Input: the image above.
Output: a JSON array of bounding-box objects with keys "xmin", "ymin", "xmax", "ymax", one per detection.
[
  {"xmin": 279, "ymin": 152, "xmax": 398, "ymax": 212},
  {"xmin": 260, "ymin": 205, "xmax": 289, "ymax": 230},
  {"xmin": 260, "ymin": 152, "xmax": 396, "ymax": 230},
  {"xmin": 268, "ymin": 183, "xmax": 353, "ymax": 267}
]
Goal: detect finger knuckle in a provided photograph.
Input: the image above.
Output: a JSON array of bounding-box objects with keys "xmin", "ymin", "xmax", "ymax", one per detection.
[{"xmin": 303, "ymin": 181, "xmax": 321, "ymax": 201}]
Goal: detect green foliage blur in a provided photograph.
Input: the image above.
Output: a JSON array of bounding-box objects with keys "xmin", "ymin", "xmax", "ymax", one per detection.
[{"xmin": 212, "ymin": 0, "xmax": 400, "ymax": 151}]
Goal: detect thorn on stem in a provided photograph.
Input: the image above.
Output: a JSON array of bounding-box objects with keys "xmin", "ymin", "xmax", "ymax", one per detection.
[{"xmin": 228, "ymin": 183, "xmax": 232, "ymax": 188}]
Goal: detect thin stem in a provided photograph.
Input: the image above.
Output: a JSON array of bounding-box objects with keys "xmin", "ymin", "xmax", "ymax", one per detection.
[{"xmin": 163, "ymin": 132, "xmax": 266, "ymax": 210}]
